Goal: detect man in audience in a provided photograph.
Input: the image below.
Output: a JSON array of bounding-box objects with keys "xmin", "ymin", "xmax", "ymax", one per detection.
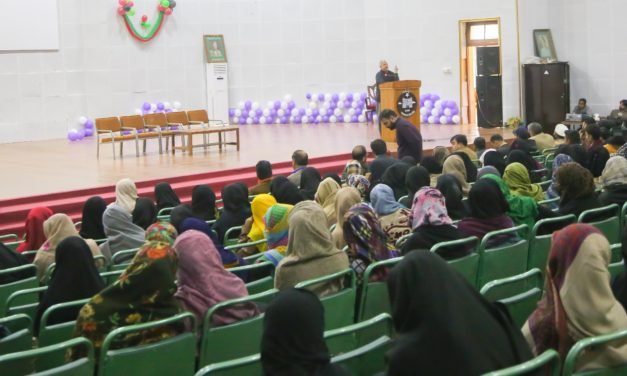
[
  {"xmin": 510, "ymin": 127, "xmax": 537, "ymax": 153},
  {"xmin": 351, "ymin": 145, "xmax": 369, "ymax": 174},
  {"xmin": 605, "ymin": 135, "xmax": 625, "ymax": 155},
  {"xmin": 490, "ymin": 134, "xmax": 511, "ymax": 157},
  {"xmin": 553, "ymin": 123, "xmax": 568, "ymax": 145},
  {"xmin": 582, "ymin": 124, "xmax": 610, "ymax": 177},
  {"xmin": 368, "ymin": 139, "xmax": 396, "ymax": 185},
  {"xmin": 573, "ymin": 98, "xmax": 590, "ymax": 115},
  {"xmin": 527, "ymin": 122, "xmax": 555, "ymax": 151},
  {"xmin": 249, "ymin": 160, "xmax": 273, "ymax": 195},
  {"xmin": 287, "ymin": 150, "xmax": 308, "ymax": 187},
  {"xmin": 608, "ymin": 99, "xmax": 627, "ymax": 125},
  {"xmin": 473, "ymin": 137, "xmax": 487, "ymax": 159},
  {"xmin": 379, "ymin": 109, "xmax": 423, "ymax": 162},
  {"xmin": 564, "ymin": 129, "xmax": 581, "ymax": 145},
  {"xmin": 449, "ymin": 134, "xmax": 477, "ymax": 160}
]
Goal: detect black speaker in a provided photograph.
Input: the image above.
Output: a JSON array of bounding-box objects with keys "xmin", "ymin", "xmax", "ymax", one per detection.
[
  {"xmin": 476, "ymin": 46, "xmax": 500, "ymax": 76},
  {"xmin": 476, "ymin": 75, "xmax": 503, "ymax": 128}
]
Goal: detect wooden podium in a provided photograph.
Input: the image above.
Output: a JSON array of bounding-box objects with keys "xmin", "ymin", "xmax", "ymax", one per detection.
[{"xmin": 379, "ymin": 80, "xmax": 422, "ymax": 142}]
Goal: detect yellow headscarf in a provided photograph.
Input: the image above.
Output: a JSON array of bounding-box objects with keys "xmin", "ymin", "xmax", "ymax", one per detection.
[
  {"xmin": 248, "ymin": 194, "xmax": 278, "ymax": 251},
  {"xmin": 503, "ymin": 162, "xmax": 545, "ymax": 202}
]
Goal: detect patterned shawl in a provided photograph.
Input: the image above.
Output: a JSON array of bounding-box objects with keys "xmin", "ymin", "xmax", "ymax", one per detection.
[
  {"xmin": 346, "ymin": 174, "xmax": 370, "ymax": 199},
  {"xmin": 247, "ymin": 194, "xmax": 278, "ymax": 252},
  {"xmin": 410, "ymin": 187, "xmax": 453, "ymax": 230},
  {"xmin": 261, "ymin": 204, "xmax": 294, "ymax": 266}
]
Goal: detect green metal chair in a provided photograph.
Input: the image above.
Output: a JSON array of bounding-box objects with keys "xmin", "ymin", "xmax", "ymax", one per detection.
[
  {"xmin": 542, "ymin": 147, "xmax": 558, "ymax": 156},
  {"xmin": 563, "ymin": 329, "xmax": 627, "ymax": 375},
  {"xmin": 538, "ymin": 180, "xmax": 551, "ymax": 192},
  {"xmin": 5, "ymin": 286, "xmax": 47, "ymax": 322},
  {"xmin": 224, "ymin": 239, "xmax": 268, "ymax": 252},
  {"xmin": 358, "ymin": 257, "xmax": 403, "ymax": 321},
  {"xmin": 0, "ymin": 264, "xmax": 38, "ymax": 316},
  {"xmin": 477, "ymin": 225, "xmax": 529, "ymax": 290},
  {"xmin": 0, "ymin": 234, "xmax": 19, "ymax": 244},
  {"xmin": 394, "ymin": 233, "xmax": 412, "ymax": 250},
  {"xmin": 198, "ymin": 289, "xmax": 278, "ymax": 368},
  {"xmin": 0, "ymin": 337, "xmax": 93, "ymax": 376},
  {"xmin": 528, "ymin": 215, "xmax": 576, "ymax": 276},
  {"xmin": 295, "ymin": 269, "xmax": 357, "ymax": 330},
  {"xmin": 110, "ymin": 248, "xmax": 140, "ymax": 268},
  {"xmin": 621, "ymin": 202, "xmax": 627, "ymax": 229},
  {"xmin": 480, "ymin": 268, "xmax": 543, "ymax": 328},
  {"xmin": 578, "ymin": 204, "xmax": 621, "ymax": 244},
  {"xmin": 609, "ymin": 262, "xmax": 623, "ymax": 281},
  {"xmin": 0, "ymin": 314, "xmax": 32, "ymax": 356},
  {"xmin": 157, "ymin": 206, "xmax": 174, "ymax": 217},
  {"xmin": 39, "ymin": 299, "xmax": 90, "ymax": 347},
  {"xmin": 245, "ymin": 275, "xmax": 274, "ymax": 295},
  {"xmin": 397, "ymin": 195, "xmax": 408, "ymax": 204},
  {"xmin": 331, "ymin": 335, "xmax": 392, "ymax": 376},
  {"xmin": 431, "ymin": 236, "xmax": 480, "ymax": 288},
  {"xmin": 538, "ymin": 196, "xmax": 560, "ymax": 209},
  {"xmin": 98, "ymin": 312, "xmax": 196, "ymax": 376},
  {"xmin": 99, "ymin": 270, "xmax": 124, "ymax": 285},
  {"xmin": 195, "ymin": 354, "xmax": 261, "ymax": 376},
  {"xmin": 610, "ymin": 244, "xmax": 622, "ymax": 264},
  {"xmin": 242, "ymin": 252, "xmax": 265, "ymax": 263},
  {"xmin": 224, "ymin": 226, "xmax": 243, "ymax": 247},
  {"xmin": 481, "ymin": 349, "xmax": 561, "ymax": 376},
  {"xmin": 324, "ymin": 313, "xmax": 394, "ymax": 357}
]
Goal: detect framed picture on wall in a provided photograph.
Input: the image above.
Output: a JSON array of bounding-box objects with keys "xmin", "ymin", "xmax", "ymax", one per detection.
[
  {"xmin": 204, "ymin": 34, "xmax": 227, "ymax": 63},
  {"xmin": 533, "ymin": 29, "xmax": 557, "ymax": 61}
]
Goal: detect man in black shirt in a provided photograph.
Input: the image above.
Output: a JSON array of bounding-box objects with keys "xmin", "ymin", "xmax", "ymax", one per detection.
[
  {"xmin": 380, "ymin": 109, "xmax": 423, "ymax": 162},
  {"xmin": 368, "ymin": 139, "xmax": 396, "ymax": 186},
  {"xmin": 375, "ymin": 60, "xmax": 399, "ymax": 116}
]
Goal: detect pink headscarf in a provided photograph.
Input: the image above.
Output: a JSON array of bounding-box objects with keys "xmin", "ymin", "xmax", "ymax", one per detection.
[
  {"xmin": 173, "ymin": 230, "xmax": 259, "ymax": 326},
  {"xmin": 410, "ymin": 187, "xmax": 453, "ymax": 230}
]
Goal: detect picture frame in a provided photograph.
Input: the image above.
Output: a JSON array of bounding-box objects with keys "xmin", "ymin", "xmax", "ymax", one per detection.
[
  {"xmin": 204, "ymin": 34, "xmax": 227, "ymax": 63},
  {"xmin": 533, "ymin": 29, "xmax": 557, "ymax": 61}
]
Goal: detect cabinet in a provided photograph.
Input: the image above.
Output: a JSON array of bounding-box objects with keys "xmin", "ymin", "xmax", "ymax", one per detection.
[{"xmin": 523, "ymin": 62, "xmax": 570, "ymax": 135}]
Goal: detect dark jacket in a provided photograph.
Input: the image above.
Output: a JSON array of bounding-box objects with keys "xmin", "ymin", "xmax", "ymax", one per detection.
[
  {"xmin": 394, "ymin": 118, "xmax": 423, "ymax": 162},
  {"xmin": 599, "ymin": 184, "xmax": 627, "ymax": 208},
  {"xmin": 369, "ymin": 154, "xmax": 397, "ymax": 185},
  {"xmin": 587, "ymin": 143, "xmax": 610, "ymax": 178}
]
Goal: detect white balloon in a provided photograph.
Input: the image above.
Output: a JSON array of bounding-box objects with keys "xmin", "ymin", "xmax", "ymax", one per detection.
[
  {"xmin": 373, "ymin": 114, "xmax": 378, "ymax": 122},
  {"xmin": 343, "ymin": 114, "xmax": 351, "ymax": 123},
  {"xmin": 134, "ymin": 108, "xmax": 142, "ymax": 115},
  {"xmin": 351, "ymin": 101, "xmax": 359, "ymax": 109},
  {"xmin": 308, "ymin": 102, "xmax": 317, "ymax": 109},
  {"xmin": 333, "ymin": 108, "xmax": 342, "ymax": 117},
  {"xmin": 284, "ymin": 94, "xmax": 292, "ymax": 101},
  {"xmin": 246, "ymin": 117, "xmax": 253, "ymax": 125},
  {"xmin": 301, "ymin": 115, "xmax": 310, "ymax": 123},
  {"xmin": 348, "ymin": 108, "xmax": 356, "ymax": 116},
  {"xmin": 305, "ymin": 108, "xmax": 313, "ymax": 116},
  {"xmin": 163, "ymin": 101, "xmax": 171, "ymax": 109},
  {"xmin": 420, "ymin": 107, "xmax": 427, "ymax": 115},
  {"xmin": 263, "ymin": 108, "xmax": 270, "ymax": 116},
  {"xmin": 444, "ymin": 108, "xmax": 452, "ymax": 116},
  {"xmin": 238, "ymin": 101, "xmax": 245, "ymax": 109},
  {"xmin": 252, "ymin": 102, "xmax": 260, "ymax": 110},
  {"xmin": 277, "ymin": 109, "xmax": 285, "ymax": 116},
  {"xmin": 234, "ymin": 109, "xmax": 242, "ymax": 117},
  {"xmin": 424, "ymin": 100, "xmax": 433, "ymax": 108},
  {"xmin": 337, "ymin": 101, "xmax": 345, "ymax": 109},
  {"xmin": 316, "ymin": 115, "xmax": 322, "ymax": 122},
  {"xmin": 431, "ymin": 108, "xmax": 440, "ymax": 117},
  {"xmin": 324, "ymin": 93, "xmax": 331, "ymax": 102},
  {"xmin": 150, "ymin": 103, "xmax": 157, "ymax": 111},
  {"xmin": 310, "ymin": 93, "xmax": 318, "ymax": 102},
  {"xmin": 230, "ymin": 117, "xmax": 237, "ymax": 124},
  {"xmin": 439, "ymin": 115, "xmax": 447, "ymax": 124},
  {"xmin": 173, "ymin": 101, "xmax": 182, "ymax": 110},
  {"xmin": 358, "ymin": 114, "xmax": 366, "ymax": 122},
  {"xmin": 330, "ymin": 115, "xmax": 338, "ymax": 123},
  {"xmin": 291, "ymin": 108, "xmax": 299, "ymax": 117},
  {"xmin": 354, "ymin": 92, "xmax": 361, "ymax": 101},
  {"xmin": 452, "ymin": 115, "xmax": 461, "ymax": 124},
  {"xmin": 275, "ymin": 118, "xmax": 281, "ymax": 124},
  {"xmin": 78, "ymin": 116, "xmax": 87, "ymax": 125},
  {"xmin": 266, "ymin": 101, "xmax": 274, "ymax": 109},
  {"xmin": 339, "ymin": 92, "xmax": 347, "ymax": 101},
  {"xmin": 280, "ymin": 101, "xmax": 288, "ymax": 110},
  {"xmin": 434, "ymin": 100, "xmax": 443, "ymax": 109},
  {"xmin": 322, "ymin": 102, "xmax": 330, "ymax": 109},
  {"xmin": 428, "ymin": 115, "xmax": 435, "ymax": 124},
  {"xmin": 259, "ymin": 116, "xmax": 267, "ymax": 124}
]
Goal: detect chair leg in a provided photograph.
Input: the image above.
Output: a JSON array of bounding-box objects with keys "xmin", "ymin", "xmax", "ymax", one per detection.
[
  {"xmin": 120, "ymin": 141, "xmax": 123, "ymax": 158},
  {"xmin": 135, "ymin": 138, "xmax": 139, "ymax": 157},
  {"xmin": 111, "ymin": 140, "xmax": 116, "ymax": 160},
  {"xmin": 143, "ymin": 140, "xmax": 147, "ymax": 153},
  {"xmin": 97, "ymin": 139, "xmax": 100, "ymax": 158},
  {"xmin": 158, "ymin": 135, "xmax": 163, "ymax": 154}
]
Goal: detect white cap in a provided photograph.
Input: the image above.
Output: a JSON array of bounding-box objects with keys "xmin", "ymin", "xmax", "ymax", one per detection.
[{"xmin": 554, "ymin": 123, "xmax": 568, "ymax": 137}]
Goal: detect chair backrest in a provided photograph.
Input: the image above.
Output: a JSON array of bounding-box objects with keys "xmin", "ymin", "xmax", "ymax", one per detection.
[
  {"xmin": 39, "ymin": 299, "xmax": 90, "ymax": 347},
  {"xmin": 477, "ymin": 225, "xmax": 529, "ymax": 289},
  {"xmin": 295, "ymin": 269, "xmax": 357, "ymax": 330},
  {"xmin": 324, "ymin": 313, "xmax": 394, "ymax": 357},
  {"xmin": 394, "ymin": 233, "xmax": 412, "ymax": 249},
  {"xmin": 224, "ymin": 239, "xmax": 268, "ymax": 252},
  {"xmin": 0, "ymin": 234, "xmax": 19, "ymax": 243},
  {"xmin": 95, "ymin": 117, "xmax": 122, "ymax": 133},
  {"xmin": 195, "ymin": 354, "xmax": 261, "ymax": 376},
  {"xmin": 359, "ymin": 257, "xmax": 403, "ymax": 321},
  {"xmin": 481, "ymin": 349, "xmax": 561, "ymax": 376},
  {"xmin": 563, "ymin": 329, "xmax": 627, "ymax": 376},
  {"xmin": 0, "ymin": 337, "xmax": 93, "ymax": 376},
  {"xmin": 166, "ymin": 111, "xmax": 190, "ymax": 125},
  {"xmin": 142, "ymin": 112, "xmax": 168, "ymax": 127},
  {"xmin": 245, "ymin": 275, "xmax": 274, "ymax": 295},
  {"xmin": 187, "ymin": 109, "xmax": 210, "ymax": 123},
  {"xmin": 199, "ymin": 289, "xmax": 278, "ymax": 368},
  {"xmin": 119, "ymin": 115, "xmax": 146, "ymax": 130},
  {"xmin": 111, "ymin": 248, "xmax": 139, "ymax": 266},
  {"xmin": 98, "ymin": 312, "xmax": 196, "ymax": 376},
  {"xmin": 99, "ymin": 270, "xmax": 124, "ymax": 285},
  {"xmin": 157, "ymin": 207, "xmax": 174, "ymax": 216},
  {"xmin": 538, "ymin": 180, "xmax": 551, "ymax": 192},
  {"xmin": 5, "ymin": 286, "xmax": 47, "ymax": 322},
  {"xmin": 0, "ymin": 264, "xmax": 38, "ymax": 316},
  {"xmin": 331, "ymin": 335, "xmax": 392, "ymax": 376},
  {"xmin": 431, "ymin": 236, "xmax": 480, "ymax": 288},
  {"xmin": 621, "ymin": 202, "xmax": 627, "ymax": 229},
  {"xmin": 224, "ymin": 225, "xmax": 243, "ymax": 247},
  {"xmin": 529, "ymin": 215, "xmax": 576, "ymax": 275},
  {"xmin": 0, "ymin": 314, "xmax": 32, "ymax": 357},
  {"xmin": 609, "ymin": 262, "xmax": 623, "ymax": 281},
  {"xmin": 480, "ymin": 268, "xmax": 543, "ymax": 328},
  {"xmin": 578, "ymin": 204, "xmax": 621, "ymax": 244}
]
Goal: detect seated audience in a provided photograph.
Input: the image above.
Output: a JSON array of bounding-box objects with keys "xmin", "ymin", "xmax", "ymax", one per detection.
[
  {"xmin": 481, "ymin": 174, "xmax": 538, "ymax": 232},
  {"xmin": 70, "ymin": 223, "xmax": 182, "ymax": 361},
  {"xmin": 258, "ymin": 204, "xmax": 293, "ymax": 266},
  {"xmin": 481, "ymin": 150, "xmax": 507, "ymax": 176},
  {"xmin": 436, "ymin": 174, "xmax": 468, "ymax": 220},
  {"xmin": 322, "ymin": 172, "xmax": 342, "ymax": 186},
  {"xmin": 261, "ymin": 288, "xmax": 350, "ymax": 376},
  {"xmin": 582, "ymin": 124, "xmax": 610, "ymax": 177},
  {"xmin": 368, "ymin": 139, "xmax": 396, "ymax": 186},
  {"xmin": 442, "ymin": 155, "xmax": 472, "ymax": 195},
  {"xmin": 173, "ymin": 229, "xmax": 258, "ymax": 325},
  {"xmin": 169, "ymin": 204, "xmax": 195, "ymax": 233},
  {"xmin": 400, "ymin": 156, "xmax": 417, "ymax": 165},
  {"xmin": 100, "ymin": 203, "xmax": 146, "ymax": 261},
  {"xmin": 114, "ymin": 178, "xmax": 138, "ymax": 213},
  {"xmin": 605, "ymin": 135, "xmax": 625, "ymax": 155},
  {"xmin": 572, "ymin": 98, "xmax": 590, "ymax": 114},
  {"xmin": 450, "ymin": 134, "xmax": 477, "ymax": 160},
  {"xmin": 477, "ymin": 166, "xmax": 500, "ymax": 179},
  {"xmin": 553, "ymin": 123, "xmax": 568, "ymax": 145},
  {"xmin": 314, "ymin": 177, "xmax": 341, "ymax": 227},
  {"xmin": 270, "ymin": 176, "xmax": 305, "ymax": 205},
  {"xmin": 432, "ymin": 145, "xmax": 450, "ymax": 168},
  {"xmin": 559, "ymin": 143, "xmax": 588, "ymax": 167},
  {"xmin": 35, "ymin": 236, "xmax": 104, "ymax": 333},
  {"xmin": 450, "ymin": 151, "xmax": 478, "ymax": 182},
  {"xmin": 473, "ymin": 137, "xmax": 487, "ymax": 159},
  {"xmin": 274, "ymin": 201, "xmax": 349, "ymax": 296},
  {"xmin": 342, "ymin": 159, "xmax": 365, "ymax": 181},
  {"xmin": 212, "ymin": 183, "xmax": 251, "ymax": 243},
  {"xmin": 612, "ymin": 229, "xmax": 627, "ymax": 309},
  {"xmin": 330, "ymin": 187, "xmax": 362, "ymax": 250},
  {"xmin": 299, "ymin": 167, "xmax": 322, "ymax": 201},
  {"xmin": 508, "ymin": 150, "xmax": 542, "ymax": 182},
  {"xmin": 546, "ymin": 154, "xmax": 574, "ymax": 204},
  {"xmin": 153, "ymin": 182, "xmax": 180, "ymax": 212},
  {"xmin": 607, "ymin": 99, "xmax": 627, "ymax": 124},
  {"xmin": 343, "ymin": 145, "xmax": 368, "ymax": 179},
  {"xmin": 401, "ymin": 187, "xmax": 468, "ymax": 259},
  {"xmin": 370, "ymin": 184, "xmax": 412, "ymax": 250},
  {"xmin": 382, "ymin": 162, "xmax": 412, "ymax": 200},
  {"xmin": 16, "ymin": 206, "xmax": 54, "ymax": 253},
  {"xmin": 490, "ymin": 134, "xmax": 511, "ymax": 157},
  {"xmin": 598, "ymin": 156, "xmax": 627, "ymax": 207},
  {"xmin": 555, "ymin": 162, "xmax": 601, "ymax": 217},
  {"xmin": 238, "ymin": 194, "xmax": 277, "ymax": 256},
  {"xmin": 503, "ymin": 163, "xmax": 544, "ymax": 202},
  {"xmin": 287, "ymin": 149, "xmax": 309, "ymax": 187},
  {"xmin": 386, "ymin": 250, "xmax": 533, "ymax": 375},
  {"xmin": 528, "ymin": 122, "xmax": 555, "ymax": 151},
  {"xmin": 190, "ymin": 184, "xmax": 217, "ymax": 221},
  {"xmin": 249, "ymin": 160, "xmax": 273, "ymax": 195},
  {"xmin": 0, "ymin": 243, "xmax": 34, "ymax": 284},
  {"xmin": 345, "ymin": 174, "xmax": 370, "ymax": 200},
  {"xmin": 523, "ymin": 224, "xmax": 627, "ymax": 371},
  {"xmin": 132, "ymin": 197, "xmax": 157, "ymax": 230},
  {"xmin": 617, "ymin": 142, "xmax": 627, "ymax": 159},
  {"xmin": 79, "ymin": 196, "xmax": 107, "ymax": 240},
  {"xmin": 564, "ymin": 129, "xmax": 581, "ymax": 145},
  {"xmin": 510, "ymin": 127, "xmax": 537, "ymax": 153},
  {"xmin": 399, "ymin": 166, "xmax": 430, "ymax": 208},
  {"xmin": 180, "ymin": 218, "xmax": 244, "ymax": 270}
]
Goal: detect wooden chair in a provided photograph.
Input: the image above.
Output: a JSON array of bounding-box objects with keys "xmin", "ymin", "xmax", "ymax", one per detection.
[
  {"xmin": 119, "ymin": 115, "xmax": 163, "ymax": 154},
  {"xmin": 143, "ymin": 113, "xmax": 182, "ymax": 151},
  {"xmin": 364, "ymin": 85, "xmax": 377, "ymax": 123},
  {"xmin": 167, "ymin": 111, "xmax": 208, "ymax": 147},
  {"xmin": 187, "ymin": 109, "xmax": 226, "ymax": 127},
  {"xmin": 95, "ymin": 117, "xmax": 138, "ymax": 159}
]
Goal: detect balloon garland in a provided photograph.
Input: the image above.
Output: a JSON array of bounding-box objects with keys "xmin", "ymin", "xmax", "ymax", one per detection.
[{"xmin": 117, "ymin": 0, "xmax": 177, "ymax": 43}]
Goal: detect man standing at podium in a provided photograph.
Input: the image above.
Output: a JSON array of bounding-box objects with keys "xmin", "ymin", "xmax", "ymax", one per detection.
[
  {"xmin": 380, "ymin": 109, "xmax": 423, "ymax": 162},
  {"xmin": 375, "ymin": 60, "xmax": 399, "ymax": 114}
]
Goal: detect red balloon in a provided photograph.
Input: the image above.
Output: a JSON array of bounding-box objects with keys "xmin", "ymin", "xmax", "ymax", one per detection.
[
  {"xmin": 117, "ymin": 6, "xmax": 126, "ymax": 15},
  {"xmin": 118, "ymin": 0, "xmax": 126, "ymax": 5},
  {"xmin": 141, "ymin": 14, "xmax": 148, "ymax": 22},
  {"xmin": 164, "ymin": 8, "xmax": 172, "ymax": 15},
  {"xmin": 127, "ymin": 1, "xmax": 134, "ymax": 6},
  {"xmin": 158, "ymin": 5, "xmax": 165, "ymax": 11}
]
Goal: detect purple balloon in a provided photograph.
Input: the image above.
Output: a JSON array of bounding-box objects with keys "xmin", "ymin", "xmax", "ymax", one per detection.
[
  {"xmin": 346, "ymin": 93, "xmax": 353, "ymax": 101},
  {"xmin": 305, "ymin": 93, "xmax": 312, "ymax": 100},
  {"xmin": 317, "ymin": 93, "xmax": 325, "ymax": 101},
  {"xmin": 142, "ymin": 102, "xmax": 151, "ymax": 111},
  {"xmin": 241, "ymin": 110, "xmax": 249, "ymax": 118},
  {"xmin": 331, "ymin": 93, "xmax": 339, "ymax": 102},
  {"xmin": 298, "ymin": 108, "xmax": 306, "ymax": 116},
  {"xmin": 293, "ymin": 117, "xmax": 301, "ymax": 124},
  {"xmin": 157, "ymin": 102, "xmax": 165, "ymax": 111},
  {"xmin": 322, "ymin": 115, "xmax": 329, "ymax": 123},
  {"xmin": 329, "ymin": 102, "xmax": 337, "ymax": 110},
  {"xmin": 239, "ymin": 117, "xmax": 246, "ymax": 125},
  {"xmin": 311, "ymin": 109, "xmax": 319, "ymax": 116},
  {"xmin": 274, "ymin": 100, "xmax": 281, "ymax": 109},
  {"xmin": 431, "ymin": 94, "xmax": 440, "ymax": 102},
  {"xmin": 67, "ymin": 130, "xmax": 78, "ymax": 141},
  {"xmin": 244, "ymin": 100, "xmax": 252, "ymax": 110},
  {"xmin": 351, "ymin": 115, "xmax": 358, "ymax": 122},
  {"xmin": 84, "ymin": 128, "xmax": 94, "ymax": 137},
  {"xmin": 255, "ymin": 108, "xmax": 263, "ymax": 116},
  {"xmin": 84, "ymin": 119, "xmax": 94, "ymax": 129},
  {"xmin": 270, "ymin": 109, "xmax": 277, "ymax": 116},
  {"xmin": 360, "ymin": 92, "xmax": 367, "ymax": 100},
  {"xmin": 280, "ymin": 116, "xmax": 289, "ymax": 124},
  {"xmin": 421, "ymin": 114, "xmax": 429, "ymax": 123},
  {"xmin": 445, "ymin": 116, "xmax": 453, "ymax": 124},
  {"xmin": 344, "ymin": 100, "xmax": 351, "ymax": 108},
  {"xmin": 287, "ymin": 100, "xmax": 296, "ymax": 109},
  {"xmin": 450, "ymin": 108, "xmax": 459, "ymax": 115},
  {"xmin": 165, "ymin": 109, "xmax": 173, "ymax": 113},
  {"xmin": 229, "ymin": 108, "xmax": 236, "ymax": 117},
  {"xmin": 253, "ymin": 117, "xmax": 260, "ymax": 124}
]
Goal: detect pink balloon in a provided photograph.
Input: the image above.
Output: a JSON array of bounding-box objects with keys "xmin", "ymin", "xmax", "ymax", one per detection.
[
  {"xmin": 127, "ymin": 1, "xmax": 134, "ymax": 6},
  {"xmin": 118, "ymin": 0, "xmax": 126, "ymax": 5},
  {"xmin": 117, "ymin": 6, "xmax": 126, "ymax": 15},
  {"xmin": 164, "ymin": 8, "xmax": 172, "ymax": 15}
]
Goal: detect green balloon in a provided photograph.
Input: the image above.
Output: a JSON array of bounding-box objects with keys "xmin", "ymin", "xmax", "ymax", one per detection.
[
  {"xmin": 128, "ymin": 9, "xmax": 135, "ymax": 16},
  {"xmin": 161, "ymin": 0, "xmax": 170, "ymax": 7}
]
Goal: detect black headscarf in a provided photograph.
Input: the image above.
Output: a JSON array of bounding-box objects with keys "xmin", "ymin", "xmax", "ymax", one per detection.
[
  {"xmin": 400, "ymin": 156, "xmax": 417, "ymax": 166},
  {"xmin": 212, "ymin": 183, "xmax": 251, "ymax": 243},
  {"xmin": 132, "ymin": 197, "xmax": 157, "ymax": 230},
  {"xmin": 507, "ymin": 150, "xmax": 537, "ymax": 174},
  {"xmin": 79, "ymin": 196, "xmax": 107, "ymax": 240},
  {"xmin": 191, "ymin": 185, "xmax": 217, "ymax": 221},
  {"xmin": 450, "ymin": 152, "xmax": 478, "ymax": 183},
  {"xmin": 557, "ymin": 144, "xmax": 588, "ymax": 168},
  {"xmin": 401, "ymin": 166, "xmax": 430, "ymax": 207},
  {"xmin": 435, "ymin": 174, "xmax": 467, "ymax": 220},
  {"xmin": 299, "ymin": 167, "xmax": 322, "ymax": 201},
  {"xmin": 0, "ymin": 243, "xmax": 34, "ymax": 285},
  {"xmin": 419, "ymin": 157, "xmax": 442, "ymax": 174},
  {"xmin": 270, "ymin": 176, "xmax": 305, "ymax": 205},
  {"xmin": 467, "ymin": 179, "xmax": 509, "ymax": 219},
  {"xmin": 382, "ymin": 162, "xmax": 412, "ymax": 200},
  {"xmin": 154, "ymin": 182, "xmax": 180, "ymax": 212},
  {"xmin": 386, "ymin": 250, "xmax": 533, "ymax": 375},
  {"xmin": 35, "ymin": 236, "xmax": 104, "ymax": 333},
  {"xmin": 482, "ymin": 151, "xmax": 507, "ymax": 176},
  {"xmin": 169, "ymin": 204, "xmax": 195, "ymax": 233}
]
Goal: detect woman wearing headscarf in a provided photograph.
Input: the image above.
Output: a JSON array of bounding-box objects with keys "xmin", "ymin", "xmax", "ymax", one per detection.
[
  {"xmin": 275, "ymin": 201, "xmax": 349, "ymax": 297},
  {"xmin": 132, "ymin": 197, "xmax": 157, "ymax": 230},
  {"xmin": 458, "ymin": 179, "xmax": 519, "ymax": 247},
  {"xmin": 598, "ymin": 156, "xmax": 627, "ymax": 207},
  {"xmin": 299, "ymin": 167, "xmax": 322, "ymax": 201},
  {"xmin": 261, "ymin": 288, "xmax": 350, "ymax": 376},
  {"xmin": 482, "ymin": 150, "xmax": 507, "ymax": 176},
  {"xmin": 153, "ymin": 182, "xmax": 180, "ymax": 212},
  {"xmin": 612, "ymin": 230, "xmax": 627, "ymax": 309},
  {"xmin": 70, "ymin": 223, "xmax": 182, "ymax": 361},
  {"xmin": 179, "ymin": 217, "xmax": 244, "ymax": 270},
  {"xmin": 34, "ymin": 214, "xmax": 103, "ymax": 282},
  {"xmin": 435, "ymin": 174, "xmax": 469, "ymax": 220},
  {"xmin": 507, "ymin": 150, "xmax": 540, "ymax": 174},
  {"xmin": 555, "ymin": 162, "xmax": 601, "ymax": 218},
  {"xmin": 546, "ymin": 154, "xmax": 574, "ymax": 202},
  {"xmin": 399, "ymin": 166, "xmax": 430, "ymax": 208},
  {"xmin": 442, "ymin": 155, "xmax": 472, "ymax": 195},
  {"xmin": 342, "ymin": 159, "xmax": 365, "ymax": 181},
  {"xmin": 99, "ymin": 204, "xmax": 146, "ymax": 262},
  {"xmin": 257, "ymin": 204, "xmax": 293, "ymax": 266},
  {"xmin": 503, "ymin": 162, "xmax": 545, "ymax": 202},
  {"xmin": 419, "ymin": 156, "xmax": 442, "ymax": 187},
  {"xmin": 386, "ymin": 250, "xmax": 533, "ymax": 375},
  {"xmin": 477, "ymin": 166, "xmax": 501, "ymax": 179},
  {"xmin": 237, "ymin": 194, "xmax": 277, "ymax": 256},
  {"xmin": 212, "ymin": 183, "xmax": 251, "ymax": 243},
  {"xmin": 0, "ymin": 243, "xmax": 34, "ymax": 284},
  {"xmin": 174, "ymin": 230, "xmax": 258, "ymax": 325},
  {"xmin": 35, "ymin": 237, "xmax": 105, "ymax": 333},
  {"xmin": 369, "ymin": 184, "xmax": 412, "ymax": 250},
  {"xmin": 114, "ymin": 178, "xmax": 138, "ymax": 213},
  {"xmin": 401, "ymin": 187, "xmax": 468, "ymax": 259},
  {"xmin": 16, "ymin": 207, "xmax": 53, "ymax": 253},
  {"xmin": 481, "ymin": 174, "xmax": 539, "ymax": 232},
  {"xmin": 191, "ymin": 184, "xmax": 217, "ymax": 221},
  {"xmin": 433, "ymin": 145, "xmax": 450, "ymax": 167},
  {"xmin": 314, "ymin": 177, "xmax": 341, "ymax": 227},
  {"xmin": 449, "ymin": 152, "xmax": 478, "ymax": 182},
  {"xmin": 381, "ymin": 162, "xmax": 412, "ymax": 200},
  {"xmin": 270, "ymin": 176, "xmax": 305, "ymax": 205},
  {"xmin": 331, "ymin": 187, "xmax": 362, "ymax": 250},
  {"xmin": 168, "ymin": 204, "xmax": 195, "ymax": 233},
  {"xmin": 346, "ymin": 174, "xmax": 370, "ymax": 200},
  {"xmin": 322, "ymin": 173, "xmax": 342, "ymax": 186},
  {"xmin": 523, "ymin": 224, "xmax": 627, "ymax": 371},
  {"xmin": 79, "ymin": 196, "xmax": 107, "ymax": 240}
]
